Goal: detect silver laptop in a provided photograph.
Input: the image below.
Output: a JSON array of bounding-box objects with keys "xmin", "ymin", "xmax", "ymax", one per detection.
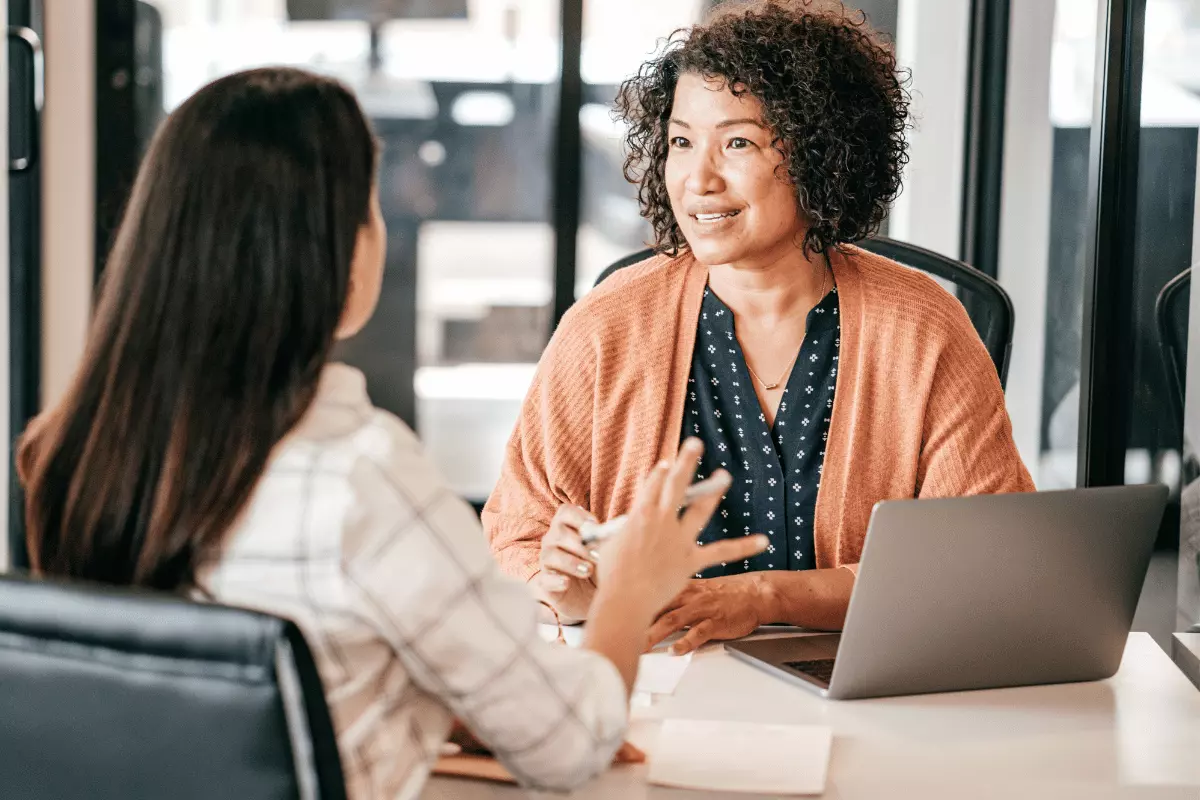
[{"xmin": 726, "ymin": 485, "xmax": 1168, "ymax": 700}]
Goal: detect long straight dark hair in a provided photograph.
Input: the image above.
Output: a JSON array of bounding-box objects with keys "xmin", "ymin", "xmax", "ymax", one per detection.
[{"xmin": 19, "ymin": 67, "xmax": 377, "ymax": 590}]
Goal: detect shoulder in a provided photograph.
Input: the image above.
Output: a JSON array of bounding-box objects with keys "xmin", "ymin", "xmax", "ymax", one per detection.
[
  {"xmin": 837, "ymin": 244, "xmax": 978, "ymax": 343},
  {"xmin": 285, "ymin": 366, "xmax": 421, "ymax": 464},
  {"xmin": 285, "ymin": 384, "xmax": 490, "ymax": 556},
  {"xmin": 584, "ymin": 250, "xmax": 682, "ymax": 300},
  {"xmin": 275, "ymin": 365, "xmax": 444, "ymax": 512},
  {"xmin": 544, "ymin": 250, "xmax": 694, "ymax": 361}
]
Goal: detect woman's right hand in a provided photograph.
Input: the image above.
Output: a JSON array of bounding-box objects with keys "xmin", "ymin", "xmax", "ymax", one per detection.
[
  {"xmin": 582, "ymin": 439, "xmax": 767, "ymax": 693},
  {"xmin": 531, "ymin": 504, "xmax": 600, "ymax": 624},
  {"xmin": 596, "ymin": 438, "xmax": 768, "ymax": 624}
]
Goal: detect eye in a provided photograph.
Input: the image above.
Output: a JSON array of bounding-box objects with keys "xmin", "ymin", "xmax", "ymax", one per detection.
[
  {"xmin": 669, "ymin": 136, "xmax": 691, "ymax": 148},
  {"xmin": 728, "ymin": 137, "xmax": 752, "ymax": 150}
]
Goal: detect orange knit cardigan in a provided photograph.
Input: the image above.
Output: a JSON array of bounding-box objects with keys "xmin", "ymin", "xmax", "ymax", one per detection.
[{"xmin": 483, "ymin": 246, "xmax": 1035, "ymax": 581}]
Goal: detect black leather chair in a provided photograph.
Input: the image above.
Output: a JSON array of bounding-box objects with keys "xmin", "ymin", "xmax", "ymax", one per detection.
[
  {"xmin": 1155, "ymin": 266, "xmax": 1190, "ymax": 427},
  {"xmin": 0, "ymin": 573, "xmax": 346, "ymax": 800},
  {"xmin": 594, "ymin": 236, "xmax": 1016, "ymax": 389}
]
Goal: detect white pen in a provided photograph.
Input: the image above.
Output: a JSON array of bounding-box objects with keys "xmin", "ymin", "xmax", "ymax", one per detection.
[{"xmin": 579, "ymin": 474, "xmax": 731, "ymax": 545}]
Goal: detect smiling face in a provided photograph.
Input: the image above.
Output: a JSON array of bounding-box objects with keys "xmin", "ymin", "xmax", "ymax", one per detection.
[{"xmin": 664, "ymin": 72, "xmax": 807, "ymax": 267}]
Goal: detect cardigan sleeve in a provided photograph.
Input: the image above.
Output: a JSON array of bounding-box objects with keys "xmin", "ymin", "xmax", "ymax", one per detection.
[
  {"xmin": 482, "ymin": 309, "xmax": 599, "ymax": 583},
  {"xmin": 915, "ymin": 303, "xmax": 1036, "ymax": 500}
]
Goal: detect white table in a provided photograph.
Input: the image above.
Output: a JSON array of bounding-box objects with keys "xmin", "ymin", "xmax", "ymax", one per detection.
[{"xmin": 425, "ymin": 631, "xmax": 1200, "ymax": 799}]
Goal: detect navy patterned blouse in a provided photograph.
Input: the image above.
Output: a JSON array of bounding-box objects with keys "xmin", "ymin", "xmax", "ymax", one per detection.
[{"xmin": 683, "ymin": 285, "xmax": 840, "ymax": 579}]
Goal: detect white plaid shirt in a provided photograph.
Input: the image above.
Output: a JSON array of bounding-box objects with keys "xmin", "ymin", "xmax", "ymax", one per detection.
[{"xmin": 200, "ymin": 364, "xmax": 627, "ymax": 799}]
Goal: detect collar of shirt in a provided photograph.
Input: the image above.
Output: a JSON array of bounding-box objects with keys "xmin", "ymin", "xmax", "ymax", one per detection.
[
  {"xmin": 283, "ymin": 362, "xmax": 378, "ymax": 445},
  {"xmin": 314, "ymin": 362, "xmax": 372, "ymax": 411},
  {"xmin": 702, "ymin": 286, "xmax": 840, "ymax": 337}
]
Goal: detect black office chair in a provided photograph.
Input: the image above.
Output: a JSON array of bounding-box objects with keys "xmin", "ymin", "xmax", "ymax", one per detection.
[
  {"xmin": 1155, "ymin": 266, "xmax": 1190, "ymax": 427},
  {"xmin": 0, "ymin": 573, "xmax": 346, "ymax": 800},
  {"xmin": 594, "ymin": 236, "xmax": 1016, "ymax": 388}
]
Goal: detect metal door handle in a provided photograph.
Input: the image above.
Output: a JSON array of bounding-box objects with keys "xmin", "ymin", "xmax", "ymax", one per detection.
[{"xmin": 8, "ymin": 25, "xmax": 44, "ymax": 173}]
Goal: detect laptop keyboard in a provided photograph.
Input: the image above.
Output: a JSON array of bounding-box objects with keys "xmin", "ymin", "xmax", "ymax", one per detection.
[{"xmin": 783, "ymin": 658, "xmax": 836, "ymax": 686}]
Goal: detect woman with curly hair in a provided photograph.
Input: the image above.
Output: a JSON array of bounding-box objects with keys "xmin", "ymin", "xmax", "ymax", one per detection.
[{"xmin": 484, "ymin": 0, "xmax": 1033, "ymax": 653}]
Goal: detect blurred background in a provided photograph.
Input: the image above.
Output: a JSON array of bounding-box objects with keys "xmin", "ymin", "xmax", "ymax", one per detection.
[{"xmin": 5, "ymin": 0, "xmax": 1200, "ymax": 644}]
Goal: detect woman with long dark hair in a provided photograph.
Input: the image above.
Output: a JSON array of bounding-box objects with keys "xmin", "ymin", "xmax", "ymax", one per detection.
[{"xmin": 18, "ymin": 66, "xmax": 763, "ymax": 798}]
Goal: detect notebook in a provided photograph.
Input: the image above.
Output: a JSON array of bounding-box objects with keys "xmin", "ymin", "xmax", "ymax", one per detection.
[
  {"xmin": 647, "ymin": 720, "xmax": 833, "ymax": 795},
  {"xmin": 432, "ymin": 753, "xmax": 516, "ymax": 783},
  {"xmin": 433, "ymin": 741, "xmax": 646, "ymax": 784}
]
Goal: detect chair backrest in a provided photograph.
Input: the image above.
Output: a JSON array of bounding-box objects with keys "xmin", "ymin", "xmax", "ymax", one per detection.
[
  {"xmin": 0, "ymin": 574, "xmax": 346, "ymax": 800},
  {"xmin": 1155, "ymin": 266, "xmax": 1191, "ymax": 426},
  {"xmin": 593, "ymin": 237, "xmax": 1015, "ymax": 388}
]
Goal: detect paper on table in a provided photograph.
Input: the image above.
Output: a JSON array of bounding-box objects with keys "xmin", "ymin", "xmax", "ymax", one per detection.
[
  {"xmin": 634, "ymin": 651, "xmax": 692, "ymax": 695},
  {"xmin": 648, "ymin": 719, "xmax": 832, "ymax": 795}
]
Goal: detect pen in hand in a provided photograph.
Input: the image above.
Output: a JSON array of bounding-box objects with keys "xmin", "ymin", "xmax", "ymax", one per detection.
[{"xmin": 579, "ymin": 472, "xmax": 730, "ymax": 545}]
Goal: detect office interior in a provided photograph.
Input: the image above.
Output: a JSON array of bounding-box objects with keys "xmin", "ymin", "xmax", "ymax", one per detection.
[{"xmin": 1, "ymin": 0, "xmax": 1200, "ymax": 793}]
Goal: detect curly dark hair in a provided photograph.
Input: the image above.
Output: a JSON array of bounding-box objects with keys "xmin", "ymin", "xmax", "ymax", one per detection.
[{"xmin": 614, "ymin": 0, "xmax": 911, "ymax": 256}]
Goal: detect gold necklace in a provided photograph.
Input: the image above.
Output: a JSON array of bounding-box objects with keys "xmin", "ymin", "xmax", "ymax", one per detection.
[{"xmin": 744, "ymin": 259, "xmax": 829, "ymax": 391}]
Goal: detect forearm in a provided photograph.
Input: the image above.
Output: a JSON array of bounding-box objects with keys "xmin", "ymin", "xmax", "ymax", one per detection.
[
  {"xmin": 755, "ymin": 567, "xmax": 856, "ymax": 631},
  {"xmin": 583, "ymin": 586, "xmax": 656, "ymax": 695}
]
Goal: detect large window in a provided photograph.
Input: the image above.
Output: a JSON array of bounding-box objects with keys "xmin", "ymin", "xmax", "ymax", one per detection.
[
  {"xmin": 996, "ymin": 0, "xmax": 1100, "ymax": 491},
  {"xmin": 138, "ymin": 0, "xmax": 561, "ymax": 501},
  {"xmin": 575, "ymin": 0, "xmax": 705, "ymax": 292},
  {"xmin": 5, "ymin": 0, "xmax": 44, "ymax": 570}
]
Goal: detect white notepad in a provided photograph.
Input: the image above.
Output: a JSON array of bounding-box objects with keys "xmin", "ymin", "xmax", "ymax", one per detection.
[{"xmin": 648, "ymin": 720, "xmax": 833, "ymax": 795}]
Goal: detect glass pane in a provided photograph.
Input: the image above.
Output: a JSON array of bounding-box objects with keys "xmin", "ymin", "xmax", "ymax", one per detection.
[
  {"xmin": 876, "ymin": 0, "xmax": 970, "ymax": 259},
  {"xmin": 994, "ymin": 0, "xmax": 1102, "ymax": 491},
  {"xmin": 577, "ymin": 0, "xmax": 706, "ymax": 295},
  {"xmin": 1138, "ymin": 0, "xmax": 1200, "ymax": 635},
  {"xmin": 142, "ymin": 0, "xmax": 559, "ymax": 502}
]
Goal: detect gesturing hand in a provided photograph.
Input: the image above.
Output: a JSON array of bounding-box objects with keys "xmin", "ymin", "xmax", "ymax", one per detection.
[
  {"xmin": 580, "ymin": 438, "xmax": 768, "ymax": 695},
  {"xmin": 595, "ymin": 439, "xmax": 769, "ymax": 620}
]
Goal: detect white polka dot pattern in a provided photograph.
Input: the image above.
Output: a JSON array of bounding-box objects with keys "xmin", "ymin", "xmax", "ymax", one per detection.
[{"xmin": 683, "ymin": 286, "xmax": 840, "ymax": 577}]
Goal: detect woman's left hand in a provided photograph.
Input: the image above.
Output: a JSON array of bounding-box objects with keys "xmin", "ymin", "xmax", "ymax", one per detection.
[{"xmin": 646, "ymin": 573, "xmax": 774, "ymax": 655}]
